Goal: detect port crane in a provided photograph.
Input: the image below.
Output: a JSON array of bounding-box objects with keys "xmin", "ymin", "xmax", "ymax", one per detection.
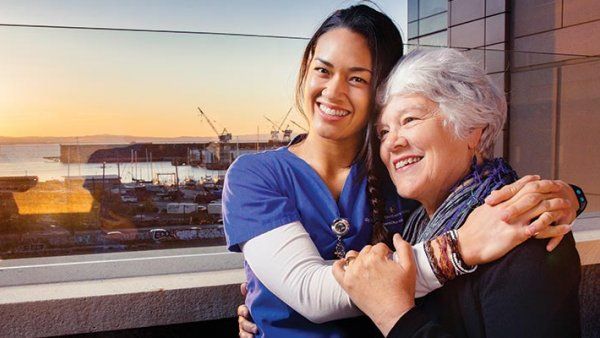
[
  {"xmin": 264, "ymin": 107, "xmax": 294, "ymax": 143},
  {"xmin": 264, "ymin": 116, "xmax": 281, "ymax": 142},
  {"xmin": 197, "ymin": 107, "xmax": 232, "ymax": 143}
]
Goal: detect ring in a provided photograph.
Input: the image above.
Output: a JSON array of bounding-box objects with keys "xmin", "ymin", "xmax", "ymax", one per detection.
[{"xmin": 343, "ymin": 256, "xmax": 356, "ymax": 270}]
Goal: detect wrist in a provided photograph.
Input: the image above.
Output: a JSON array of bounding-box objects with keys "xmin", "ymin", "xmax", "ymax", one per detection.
[
  {"xmin": 375, "ymin": 303, "xmax": 415, "ymax": 337},
  {"xmin": 569, "ymin": 183, "xmax": 587, "ymax": 216},
  {"xmin": 456, "ymin": 227, "xmax": 478, "ymax": 266}
]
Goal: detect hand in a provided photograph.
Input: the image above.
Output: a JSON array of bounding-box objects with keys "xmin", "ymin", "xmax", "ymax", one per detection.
[
  {"xmin": 237, "ymin": 282, "xmax": 257, "ymax": 337},
  {"xmin": 485, "ymin": 176, "xmax": 578, "ymax": 250},
  {"xmin": 332, "ymin": 234, "xmax": 416, "ymax": 336},
  {"xmin": 458, "ymin": 178, "xmax": 573, "ymax": 266}
]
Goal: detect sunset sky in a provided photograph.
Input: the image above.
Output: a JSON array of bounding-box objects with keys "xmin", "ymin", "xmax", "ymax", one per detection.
[{"xmin": 0, "ymin": 0, "xmax": 407, "ymax": 139}]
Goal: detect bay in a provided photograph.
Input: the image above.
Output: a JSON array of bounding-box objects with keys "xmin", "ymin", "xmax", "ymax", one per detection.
[{"xmin": 0, "ymin": 144, "xmax": 226, "ymax": 182}]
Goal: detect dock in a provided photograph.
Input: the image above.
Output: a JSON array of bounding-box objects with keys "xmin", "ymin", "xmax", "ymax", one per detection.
[{"xmin": 59, "ymin": 141, "xmax": 286, "ymax": 164}]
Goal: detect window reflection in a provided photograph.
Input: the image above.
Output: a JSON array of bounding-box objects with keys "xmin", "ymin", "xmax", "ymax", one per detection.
[
  {"xmin": 450, "ymin": 19, "xmax": 484, "ymax": 49},
  {"xmin": 485, "ymin": 44, "xmax": 506, "ymax": 73},
  {"xmin": 419, "ymin": 31, "xmax": 448, "ymax": 47},
  {"xmin": 0, "ymin": 25, "xmax": 306, "ymax": 259},
  {"xmin": 2, "ymin": 1, "xmax": 599, "ymax": 263},
  {"xmin": 408, "ymin": 0, "xmax": 418, "ymax": 22},
  {"xmin": 419, "ymin": 12, "xmax": 447, "ymax": 36},
  {"xmin": 419, "ymin": 0, "xmax": 446, "ymax": 18},
  {"xmin": 408, "ymin": 22, "xmax": 418, "ymax": 39}
]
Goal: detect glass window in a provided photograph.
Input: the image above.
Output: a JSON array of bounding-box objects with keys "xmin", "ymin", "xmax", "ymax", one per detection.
[
  {"xmin": 563, "ymin": 0, "xmax": 600, "ymax": 26},
  {"xmin": 485, "ymin": 13, "xmax": 506, "ymax": 46},
  {"xmin": 558, "ymin": 61, "xmax": 600, "ymax": 212},
  {"xmin": 485, "ymin": 43, "xmax": 506, "ymax": 74},
  {"xmin": 512, "ymin": 33, "xmax": 576, "ymax": 68},
  {"xmin": 450, "ymin": 19, "xmax": 485, "ymax": 49},
  {"xmin": 419, "ymin": 0, "xmax": 446, "ymax": 19},
  {"xmin": 512, "ymin": 0, "xmax": 562, "ymax": 38},
  {"xmin": 408, "ymin": 0, "xmax": 419, "ymax": 22},
  {"xmin": 509, "ymin": 68, "xmax": 557, "ymax": 181},
  {"xmin": 0, "ymin": 25, "xmax": 307, "ymax": 259},
  {"xmin": 408, "ymin": 21, "xmax": 419, "ymax": 39},
  {"xmin": 419, "ymin": 30, "xmax": 448, "ymax": 47},
  {"xmin": 449, "ymin": 0, "xmax": 485, "ymax": 26},
  {"xmin": 486, "ymin": 0, "xmax": 506, "ymax": 16},
  {"xmin": 509, "ymin": 56, "xmax": 600, "ymax": 213},
  {"xmin": 419, "ymin": 12, "xmax": 447, "ymax": 36}
]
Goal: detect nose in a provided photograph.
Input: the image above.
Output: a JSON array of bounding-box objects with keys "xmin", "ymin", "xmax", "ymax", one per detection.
[
  {"xmin": 322, "ymin": 74, "xmax": 347, "ymax": 99},
  {"xmin": 382, "ymin": 131, "xmax": 408, "ymax": 153}
]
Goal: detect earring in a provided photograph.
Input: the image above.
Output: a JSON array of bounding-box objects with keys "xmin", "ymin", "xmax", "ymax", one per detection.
[{"xmin": 470, "ymin": 154, "xmax": 478, "ymax": 171}]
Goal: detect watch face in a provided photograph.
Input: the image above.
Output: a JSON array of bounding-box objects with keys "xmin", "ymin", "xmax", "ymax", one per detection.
[{"xmin": 331, "ymin": 218, "xmax": 350, "ymax": 237}]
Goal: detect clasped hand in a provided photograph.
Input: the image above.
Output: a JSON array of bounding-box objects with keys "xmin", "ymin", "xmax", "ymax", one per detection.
[{"xmin": 332, "ymin": 234, "xmax": 416, "ymax": 337}]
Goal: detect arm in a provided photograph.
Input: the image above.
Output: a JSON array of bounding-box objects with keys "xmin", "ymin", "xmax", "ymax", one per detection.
[
  {"xmin": 387, "ymin": 307, "xmax": 453, "ymax": 338},
  {"xmin": 241, "ymin": 221, "xmax": 441, "ymax": 323},
  {"xmin": 477, "ymin": 234, "xmax": 581, "ymax": 337},
  {"xmin": 484, "ymin": 176, "xmax": 585, "ymax": 251},
  {"xmin": 457, "ymin": 176, "xmax": 579, "ymax": 266}
]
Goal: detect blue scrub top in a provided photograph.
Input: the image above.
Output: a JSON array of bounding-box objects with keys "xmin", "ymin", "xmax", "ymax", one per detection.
[{"xmin": 223, "ymin": 146, "xmax": 410, "ymax": 337}]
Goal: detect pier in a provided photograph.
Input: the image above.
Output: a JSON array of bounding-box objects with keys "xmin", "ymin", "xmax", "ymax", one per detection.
[{"xmin": 59, "ymin": 141, "xmax": 285, "ymax": 164}]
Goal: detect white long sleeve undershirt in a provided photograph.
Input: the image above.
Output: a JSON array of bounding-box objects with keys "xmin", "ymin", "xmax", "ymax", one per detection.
[{"xmin": 241, "ymin": 221, "xmax": 441, "ymax": 324}]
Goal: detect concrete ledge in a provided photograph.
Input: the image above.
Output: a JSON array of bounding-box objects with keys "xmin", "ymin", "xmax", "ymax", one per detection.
[
  {"xmin": 0, "ymin": 269, "xmax": 245, "ymax": 337},
  {"xmin": 0, "ymin": 246, "xmax": 244, "ymax": 287}
]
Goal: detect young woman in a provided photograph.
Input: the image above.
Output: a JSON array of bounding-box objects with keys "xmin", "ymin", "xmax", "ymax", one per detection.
[{"xmin": 225, "ymin": 5, "xmax": 583, "ymax": 337}]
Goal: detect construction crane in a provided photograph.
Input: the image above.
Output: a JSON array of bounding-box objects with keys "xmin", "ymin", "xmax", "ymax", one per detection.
[
  {"xmin": 290, "ymin": 120, "xmax": 308, "ymax": 133},
  {"xmin": 264, "ymin": 116, "xmax": 281, "ymax": 143},
  {"xmin": 265, "ymin": 107, "xmax": 294, "ymax": 143},
  {"xmin": 197, "ymin": 107, "xmax": 232, "ymax": 143},
  {"xmin": 279, "ymin": 108, "xmax": 293, "ymax": 143}
]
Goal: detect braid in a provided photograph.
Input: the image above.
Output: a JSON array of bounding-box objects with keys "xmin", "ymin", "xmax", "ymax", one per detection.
[{"xmin": 367, "ymin": 170, "xmax": 390, "ymax": 245}]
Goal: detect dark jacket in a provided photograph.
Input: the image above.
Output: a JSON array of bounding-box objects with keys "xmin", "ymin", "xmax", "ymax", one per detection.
[{"xmin": 388, "ymin": 234, "xmax": 581, "ymax": 338}]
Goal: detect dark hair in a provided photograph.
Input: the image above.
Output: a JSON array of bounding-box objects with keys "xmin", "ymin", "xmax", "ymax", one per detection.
[{"xmin": 295, "ymin": 4, "xmax": 404, "ymax": 245}]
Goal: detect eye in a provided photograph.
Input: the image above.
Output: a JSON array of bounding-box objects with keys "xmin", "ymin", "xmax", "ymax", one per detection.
[
  {"xmin": 401, "ymin": 116, "xmax": 419, "ymax": 125},
  {"xmin": 314, "ymin": 67, "xmax": 329, "ymax": 75},
  {"xmin": 350, "ymin": 76, "xmax": 368, "ymax": 84},
  {"xmin": 376, "ymin": 128, "xmax": 389, "ymax": 140}
]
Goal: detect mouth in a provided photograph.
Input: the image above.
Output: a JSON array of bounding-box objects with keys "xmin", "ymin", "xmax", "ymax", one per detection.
[
  {"xmin": 317, "ymin": 103, "xmax": 350, "ymax": 120},
  {"xmin": 393, "ymin": 156, "xmax": 423, "ymax": 170}
]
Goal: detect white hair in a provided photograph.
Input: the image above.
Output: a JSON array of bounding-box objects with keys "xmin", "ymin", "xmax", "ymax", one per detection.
[{"xmin": 377, "ymin": 48, "xmax": 507, "ymax": 159}]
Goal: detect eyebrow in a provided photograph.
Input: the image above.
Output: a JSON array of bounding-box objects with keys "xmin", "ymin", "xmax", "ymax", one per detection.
[
  {"xmin": 315, "ymin": 58, "xmax": 372, "ymax": 73},
  {"xmin": 377, "ymin": 105, "xmax": 430, "ymax": 123}
]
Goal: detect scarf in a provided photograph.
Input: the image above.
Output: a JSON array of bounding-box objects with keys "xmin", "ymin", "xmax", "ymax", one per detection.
[{"xmin": 402, "ymin": 158, "xmax": 518, "ymax": 245}]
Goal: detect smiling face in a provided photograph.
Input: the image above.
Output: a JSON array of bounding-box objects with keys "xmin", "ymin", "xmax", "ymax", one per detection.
[
  {"xmin": 377, "ymin": 94, "xmax": 480, "ymax": 215},
  {"xmin": 302, "ymin": 28, "xmax": 373, "ymax": 143}
]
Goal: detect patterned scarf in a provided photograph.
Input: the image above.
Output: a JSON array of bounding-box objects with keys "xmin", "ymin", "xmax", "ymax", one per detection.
[{"xmin": 402, "ymin": 158, "xmax": 518, "ymax": 245}]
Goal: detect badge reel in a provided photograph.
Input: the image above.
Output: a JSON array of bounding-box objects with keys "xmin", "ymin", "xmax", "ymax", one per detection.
[{"xmin": 331, "ymin": 218, "xmax": 350, "ymax": 259}]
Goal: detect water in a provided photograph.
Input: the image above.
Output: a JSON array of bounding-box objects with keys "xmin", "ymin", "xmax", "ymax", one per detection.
[{"xmin": 0, "ymin": 144, "xmax": 226, "ymax": 183}]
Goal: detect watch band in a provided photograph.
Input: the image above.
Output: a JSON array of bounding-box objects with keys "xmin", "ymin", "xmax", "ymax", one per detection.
[{"xmin": 570, "ymin": 184, "xmax": 587, "ymax": 216}]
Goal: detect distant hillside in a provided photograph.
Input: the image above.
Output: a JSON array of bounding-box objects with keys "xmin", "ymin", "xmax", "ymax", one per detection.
[{"xmin": 0, "ymin": 134, "xmax": 281, "ymax": 145}]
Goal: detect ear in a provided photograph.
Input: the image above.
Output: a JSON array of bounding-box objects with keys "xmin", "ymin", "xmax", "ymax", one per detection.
[{"xmin": 467, "ymin": 127, "xmax": 484, "ymax": 150}]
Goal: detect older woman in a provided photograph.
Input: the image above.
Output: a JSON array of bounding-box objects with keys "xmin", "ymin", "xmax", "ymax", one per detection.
[{"xmin": 333, "ymin": 48, "xmax": 581, "ymax": 337}]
